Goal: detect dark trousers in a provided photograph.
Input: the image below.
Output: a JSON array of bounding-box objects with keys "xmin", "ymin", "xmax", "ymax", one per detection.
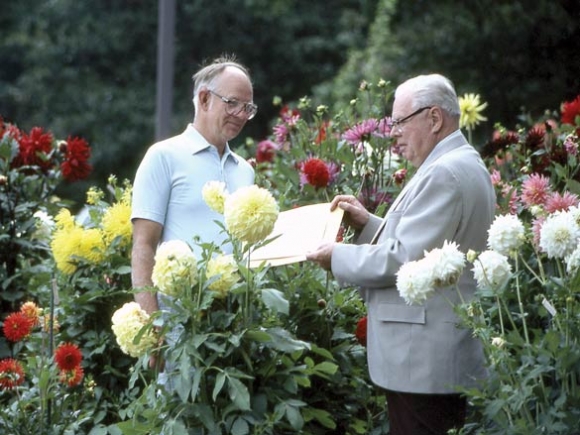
[{"xmin": 385, "ymin": 389, "xmax": 467, "ymax": 435}]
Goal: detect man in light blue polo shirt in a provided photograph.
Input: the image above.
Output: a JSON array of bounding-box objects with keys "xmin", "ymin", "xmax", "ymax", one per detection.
[{"xmin": 130, "ymin": 55, "xmax": 257, "ymax": 354}]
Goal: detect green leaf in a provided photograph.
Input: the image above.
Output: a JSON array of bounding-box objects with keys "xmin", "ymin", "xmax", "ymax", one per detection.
[
  {"xmin": 231, "ymin": 417, "xmax": 250, "ymax": 435},
  {"xmin": 227, "ymin": 376, "xmax": 251, "ymax": 411},
  {"xmin": 303, "ymin": 407, "xmax": 337, "ymax": 429},
  {"xmin": 313, "ymin": 361, "xmax": 339, "ymax": 376},
  {"xmin": 264, "ymin": 327, "xmax": 310, "ymax": 352},
  {"xmin": 261, "ymin": 288, "xmax": 289, "ymax": 315},
  {"xmin": 213, "ymin": 371, "xmax": 226, "ymax": 401}
]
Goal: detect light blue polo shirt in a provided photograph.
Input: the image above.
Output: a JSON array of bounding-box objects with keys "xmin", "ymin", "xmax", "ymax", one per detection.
[{"xmin": 131, "ymin": 124, "xmax": 255, "ymax": 255}]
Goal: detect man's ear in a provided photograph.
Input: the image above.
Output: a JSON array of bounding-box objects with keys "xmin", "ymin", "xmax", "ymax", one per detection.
[
  {"xmin": 430, "ymin": 107, "xmax": 444, "ymax": 133},
  {"xmin": 199, "ymin": 89, "xmax": 211, "ymax": 109}
]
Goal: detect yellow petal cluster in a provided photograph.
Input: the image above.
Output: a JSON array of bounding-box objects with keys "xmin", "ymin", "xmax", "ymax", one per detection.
[
  {"xmin": 101, "ymin": 201, "xmax": 132, "ymax": 247},
  {"xmin": 224, "ymin": 185, "xmax": 279, "ymax": 245},
  {"xmin": 458, "ymin": 93, "xmax": 488, "ymax": 130},
  {"xmin": 111, "ymin": 302, "xmax": 157, "ymax": 358},
  {"xmin": 50, "ymin": 225, "xmax": 106, "ymax": 274},
  {"xmin": 206, "ymin": 254, "xmax": 239, "ymax": 299},
  {"xmin": 202, "ymin": 181, "xmax": 228, "ymax": 214},
  {"xmin": 151, "ymin": 240, "xmax": 198, "ymax": 297},
  {"xmin": 54, "ymin": 208, "xmax": 75, "ymax": 230}
]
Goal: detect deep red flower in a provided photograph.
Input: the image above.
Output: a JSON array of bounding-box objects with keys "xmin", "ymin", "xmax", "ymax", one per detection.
[
  {"xmin": 355, "ymin": 316, "xmax": 367, "ymax": 346},
  {"xmin": 0, "ymin": 358, "xmax": 25, "ymax": 390},
  {"xmin": 12, "ymin": 126, "xmax": 54, "ymax": 171},
  {"xmin": 60, "ymin": 136, "xmax": 92, "ymax": 181},
  {"xmin": 481, "ymin": 129, "xmax": 519, "ymax": 159},
  {"xmin": 561, "ymin": 95, "xmax": 580, "ymax": 126},
  {"xmin": 315, "ymin": 121, "xmax": 330, "ymax": 144},
  {"xmin": 2, "ymin": 312, "xmax": 34, "ymax": 342},
  {"xmin": 299, "ymin": 157, "xmax": 331, "ymax": 189},
  {"xmin": 59, "ymin": 366, "xmax": 84, "ymax": 387},
  {"xmin": 54, "ymin": 342, "xmax": 83, "ymax": 371},
  {"xmin": 256, "ymin": 140, "xmax": 279, "ymax": 163}
]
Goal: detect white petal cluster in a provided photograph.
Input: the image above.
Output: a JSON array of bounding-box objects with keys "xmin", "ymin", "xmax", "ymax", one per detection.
[
  {"xmin": 424, "ymin": 240, "xmax": 466, "ymax": 288},
  {"xmin": 487, "ymin": 214, "xmax": 525, "ymax": 256},
  {"xmin": 152, "ymin": 240, "xmax": 198, "ymax": 297},
  {"xmin": 224, "ymin": 185, "xmax": 279, "ymax": 245},
  {"xmin": 396, "ymin": 241, "xmax": 466, "ymax": 305},
  {"xmin": 111, "ymin": 302, "xmax": 157, "ymax": 358},
  {"xmin": 206, "ymin": 254, "xmax": 239, "ymax": 299},
  {"xmin": 202, "ymin": 181, "xmax": 228, "ymax": 214},
  {"xmin": 396, "ymin": 260, "xmax": 435, "ymax": 305},
  {"xmin": 472, "ymin": 250, "xmax": 512, "ymax": 291},
  {"xmin": 539, "ymin": 210, "xmax": 580, "ymax": 259}
]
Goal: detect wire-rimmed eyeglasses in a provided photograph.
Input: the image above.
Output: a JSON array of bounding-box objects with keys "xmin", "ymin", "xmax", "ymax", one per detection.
[
  {"xmin": 389, "ymin": 106, "xmax": 432, "ymax": 132},
  {"xmin": 209, "ymin": 90, "xmax": 258, "ymax": 120}
]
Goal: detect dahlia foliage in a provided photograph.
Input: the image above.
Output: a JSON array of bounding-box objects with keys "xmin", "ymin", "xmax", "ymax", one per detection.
[{"xmin": 0, "ymin": 301, "xmax": 87, "ymax": 432}]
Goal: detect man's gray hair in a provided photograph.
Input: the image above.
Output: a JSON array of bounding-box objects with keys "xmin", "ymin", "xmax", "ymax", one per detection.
[
  {"xmin": 191, "ymin": 54, "xmax": 252, "ymax": 110},
  {"xmin": 396, "ymin": 74, "xmax": 460, "ymax": 117}
]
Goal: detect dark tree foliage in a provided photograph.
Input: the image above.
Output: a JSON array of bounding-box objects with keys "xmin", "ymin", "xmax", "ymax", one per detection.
[
  {"xmin": 389, "ymin": 0, "xmax": 580, "ymax": 129},
  {"xmin": 317, "ymin": 0, "xmax": 580, "ymax": 144},
  {"xmin": 0, "ymin": 0, "xmax": 377, "ymax": 202}
]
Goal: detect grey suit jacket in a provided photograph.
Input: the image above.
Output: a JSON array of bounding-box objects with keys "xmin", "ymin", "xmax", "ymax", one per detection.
[{"xmin": 332, "ymin": 130, "xmax": 496, "ymax": 394}]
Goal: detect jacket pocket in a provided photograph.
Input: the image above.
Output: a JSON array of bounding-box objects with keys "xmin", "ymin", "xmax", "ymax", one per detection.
[{"xmin": 377, "ymin": 302, "xmax": 426, "ymax": 324}]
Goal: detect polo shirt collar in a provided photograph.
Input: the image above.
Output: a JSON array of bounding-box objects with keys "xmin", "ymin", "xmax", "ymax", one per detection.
[{"xmin": 183, "ymin": 124, "xmax": 241, "ymax": 164}]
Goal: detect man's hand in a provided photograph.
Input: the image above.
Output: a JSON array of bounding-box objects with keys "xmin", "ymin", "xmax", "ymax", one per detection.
[
  {"xmin": 330, "ymin": 195, "xmax": 369, "ymax": 230},
  {"xmin": 306, "ymin": 242, "xmax": 335, "ymax": 271}
]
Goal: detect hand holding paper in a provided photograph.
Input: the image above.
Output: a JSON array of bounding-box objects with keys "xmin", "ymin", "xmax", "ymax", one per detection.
[{"xmin": 248, "ymin": 203, "xmax": 344, "ymax": 267}]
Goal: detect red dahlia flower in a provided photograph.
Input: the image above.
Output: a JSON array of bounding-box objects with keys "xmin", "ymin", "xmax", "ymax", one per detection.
[
  {"xmin": 561, "ymin": 95, "xmax": 580, "ymax": 126},
  {"xmin": 54, "ymin": 342, "xmax": 83, "ymax": 371},
  {"xmin": 355, "ymin": 316, "xmax": 367, "ymax": 346},
  {"xmin": 61, "ymin": 136, "xmax": 92, "ymax": 181},
  {"xmin": 0, "ymin": 358, "xmax": 25, "ymax": 390},
  {"xmin": 12, "ymin": 126, "xmax": 54, "ymax": 171},
  {"xmin": 256, "ymin": 140, "xmax": 279, "ymax": 163},
  {"xmin": 3, "ymin": 312, "xmax": 34, "ymax": 342},
  {"xmin": 299, "ymin": 157, "xmax": 333, "ymax": 189}
]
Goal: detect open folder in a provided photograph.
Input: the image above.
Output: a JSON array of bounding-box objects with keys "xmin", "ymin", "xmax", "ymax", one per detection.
[{"xmin": 248, "ymin": 203, "xmax": 344, "ymax": 268}]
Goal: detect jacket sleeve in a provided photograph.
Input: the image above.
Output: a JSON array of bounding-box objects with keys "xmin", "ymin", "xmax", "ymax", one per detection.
[{"xmin": 331, "ymin": 164, "xmax": 463, "ymax": 290}]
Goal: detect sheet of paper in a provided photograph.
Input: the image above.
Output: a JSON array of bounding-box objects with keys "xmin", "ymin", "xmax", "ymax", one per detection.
[{"xmin": 248, "ymin": 203, "xmax": 344, "ymax": 268}]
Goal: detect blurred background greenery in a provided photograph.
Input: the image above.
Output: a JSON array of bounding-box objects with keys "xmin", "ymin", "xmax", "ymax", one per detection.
[{"xmin": 1, "ymin": 0, "xmax": 579, "ymax": 202}]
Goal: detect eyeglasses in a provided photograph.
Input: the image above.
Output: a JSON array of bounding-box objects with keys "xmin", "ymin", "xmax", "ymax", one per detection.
[
  {"xmin": 209, "ymin": 90, "xmax": 258, "ymax": 120},
  {"xmin": 389, "ymin": 106, "xmax": 433, "ymax": 132}
]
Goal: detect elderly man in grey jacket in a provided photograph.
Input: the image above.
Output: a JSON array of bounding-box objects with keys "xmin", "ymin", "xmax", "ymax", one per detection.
[{"xmin": 307, "ymin": 73, "xmax": 496, "ymax": 435}]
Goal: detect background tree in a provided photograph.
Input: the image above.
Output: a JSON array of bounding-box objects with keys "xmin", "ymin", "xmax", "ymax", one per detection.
[
  {"xmin": 0, "ymin": 0, "xmax": 377, "ymax": 202},
  {"xmin": 317, "ymin": 0, "xmax": 580, "ymax": 141}
]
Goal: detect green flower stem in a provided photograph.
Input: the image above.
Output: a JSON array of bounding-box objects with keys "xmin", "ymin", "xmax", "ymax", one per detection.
[
  {"xmin": 519, "ymin": 250, "xmax": 546, "ymax": 286},
  {"xmin": 514, "ymin": 255, "xmax": 530, "ymax": 346}
]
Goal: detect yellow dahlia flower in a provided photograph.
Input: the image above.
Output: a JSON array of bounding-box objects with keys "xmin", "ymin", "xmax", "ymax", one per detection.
[
  {"xmin": 152, "ymin": 240, "xmax": 198, "ymax": 297},
  {"xmin": 54, "ymin": 208, "xmax": 75, "ymax": 230},
  {"xmin": 458, "ymin": 93, "xmax": 488, "ymax": 130},
  {"xmin": 101, "ymin": 201, "xmax": 132, "ymax": 247},
  {"xmin": 51, "ymin": 225, "xmax": 85, "ymax": 274},
  {"xmin": 78, "ymin": 228, "xmax": 107, "ymax": 264},
  {"xmin": 223, "ymin": 185, "xmax": 279, "ymax": 245},
  {"xmin": 111, "ymin": 302, "xmax": 157, "ymax": 358},
  {"xmin": 51, "ymin": 225, "xmax": 106, "ymax": 274},
  {"xmin": 202, "ymin": 181, "xmax": 228, "ymax": 214},
  {"xmin": 206, "ymin": 254, "xmax": 239, "ymax": 299}
]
